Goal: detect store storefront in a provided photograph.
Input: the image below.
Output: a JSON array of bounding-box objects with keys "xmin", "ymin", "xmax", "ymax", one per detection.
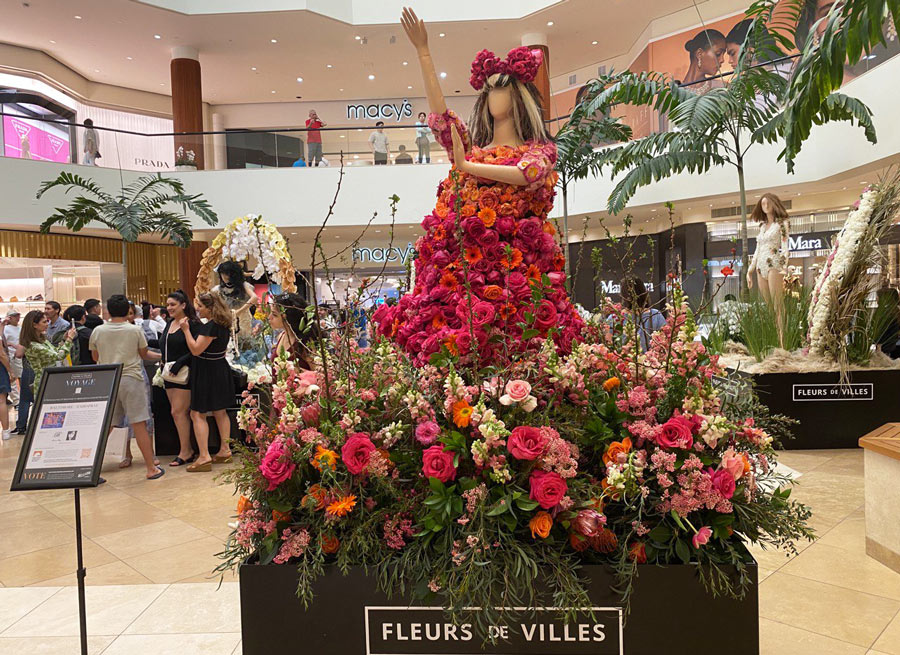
[{"xmin": 0, "ymin": 229, "xmax": 182, "ymax": 305}]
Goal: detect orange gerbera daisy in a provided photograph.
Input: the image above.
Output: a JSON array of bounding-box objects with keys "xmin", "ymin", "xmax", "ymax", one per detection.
[
  {"xmin": 478, "ymin": 207, "xmax": 497, "ymax": 227},
  {"xmin": 464, "ymin": 246, "xmax": 483, "ymax": 264},
  {"xmin": 272, "ymin": 510, "xmax": 292, "ymax": 523},
  {"xmin": 432, "ymin": 313, "xmax": 447, "ymax": 330},
  {"xmin": 451, "ymin": 400, "xmax": 473, "ymax": 428},
  {"xmin": 433, "ymin": 225, "xmax": 447, "ymax": 240},
  {"xmin": 439, "ymin": 272, "xmax": 458, "ymax": 290},
  {"xmin": 325, "ymin": 494, "xmax": 357, "ymax": 518},
  {"xmin": 500, "ymin": 248, "xmax": 523, "ymax": 270},
  {"xmin": 311, "ymin": 445, "xmax": 339, "ymax": 471},
  {"xmin": 526, "ymin": 264, "xmax": 542, "ymax": 282},
  {"xmin": 553, "ymin": 253, "xmax": 566, "ymax": 270},
  {"xmin": 499, "ymin": 302, "xmax": 517, "ymax": 320},
  {"xmin": 602, "ymin": 377, "xmax": 621, "ymax": 392},
  {"xmin": 236, "ymin": 495, "xmax": 252, "ymax": 515},
  {"xmin": 443, "ymin": 334, "xmax": 459, "ymax": 357}
]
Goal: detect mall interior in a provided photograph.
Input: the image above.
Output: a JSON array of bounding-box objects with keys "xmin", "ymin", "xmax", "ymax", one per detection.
[{"xmin": 0, "ymin": 0, "xmax": 900, "ymax": 653}]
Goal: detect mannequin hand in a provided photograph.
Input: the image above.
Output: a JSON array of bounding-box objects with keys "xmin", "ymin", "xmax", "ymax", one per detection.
[
  {"xmin": 450, "ymin": 124, "xmax": 468, "ymax": 171},
  {"xmin": 401, "ymin": 7, "xmax": 429, "ymax": 52}
]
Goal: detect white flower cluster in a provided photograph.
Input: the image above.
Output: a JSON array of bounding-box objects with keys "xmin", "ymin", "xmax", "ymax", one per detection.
[
  {"xmin": 211, "ymin": 215, "xmax": 292, "ymax": 286},
  {"xmin": 236, "ymin": 361, "xmax": 272, "ymax": 387},
  {"xmin": 807, "ymin": 190, "xmax": 876, "ymax": 353}
]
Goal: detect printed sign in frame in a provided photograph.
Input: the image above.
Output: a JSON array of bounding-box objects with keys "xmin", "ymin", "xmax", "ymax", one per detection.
[{"xmin": 11, "ymin": 364, "xmax": 122, "ymax": 491}]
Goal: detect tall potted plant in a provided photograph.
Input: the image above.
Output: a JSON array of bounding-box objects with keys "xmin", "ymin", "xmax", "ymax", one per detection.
[
  {"xmin": 573, "ymin": 3, "xmax": 876, "ymax": 292},
  {"xmin": 36, "ymin": 172, "xmax": 218, "ymax": 294}
]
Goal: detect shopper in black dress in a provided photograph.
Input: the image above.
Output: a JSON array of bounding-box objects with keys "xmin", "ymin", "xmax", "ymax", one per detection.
[
  {"xmin": 178, "ymin": 291, "xmax": 234, "ymax": 472},
  {"xmin": 161, "ymin": 290, "xmax": 200, "ymax": 466}
]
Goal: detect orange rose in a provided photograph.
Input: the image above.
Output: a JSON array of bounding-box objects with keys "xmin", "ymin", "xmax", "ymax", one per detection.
[
  {"xmin": 628, "ymin": 542, "xmax": 647, "ymax": 564},
  {"xmin": 602, "ymin": 377, "xmax": 621, "ymax": 392},
  {"xmin": 303, "ymin": 484, "xmax": 328, "ymax": 511},
  {"xmin": 434, "ymin": 201, "xmax": 449, "ymax": 219},
  {"xmin": 542, "ymin": 221, "xmax": 556, "ymax": 236},
  {"xmin": 272, "ymin": 510, "xmax": 292, "ymax": 523},
  {"xmin": 603, "ymin": 438, "xmax": 632, "ymax": 466},
  {"xmin": 482, "ymin": 285, "xmax": 504, "ymax": 301},
  {"xmin": 321, "ymin": 534, "xmax": 340, "ymax": 554},
  {"xmin": 529, "ymin": 511, "xmax": 553, "ymax": 539},
  {"xmin": 498, "ymin": 202, "xmax": 514, "ymax": 216},
  {"xmin": 237, "ymin": 496, "xmax": 252, "ymax": 515},
  {"xmin": 460, "ymin": 203, "xmax": 477, "ymax": 217}
]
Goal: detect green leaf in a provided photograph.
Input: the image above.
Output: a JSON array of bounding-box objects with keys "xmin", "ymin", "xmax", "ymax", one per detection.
[
  {"xmin": 515, "ymin": 497, "xmax": 539, "ymax": 512},
  {"xmin": 486, "ymin": 502, "xmax": 508, "ymax": 517},
  {"xmin": 675, "ymin": 538, "xmax": 691, "ymax": 563},
  {"xmin": 648, "ymin": 525, "xmax": 673, "ymax": 544},
  {"xmin": 428, "ymin": 477, "xmax": 445, "ymax": 494}
]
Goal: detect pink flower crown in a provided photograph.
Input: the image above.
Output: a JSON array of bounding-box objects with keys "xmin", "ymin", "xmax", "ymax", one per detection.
[{"xmin": 469, "ymin": 46, "xmax": 543, "ymax": 91}]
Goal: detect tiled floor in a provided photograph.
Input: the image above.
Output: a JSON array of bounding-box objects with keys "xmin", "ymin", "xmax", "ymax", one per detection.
[{"xmin": 2, "ymin": 430, "xmax": 900, "ymax": 654}]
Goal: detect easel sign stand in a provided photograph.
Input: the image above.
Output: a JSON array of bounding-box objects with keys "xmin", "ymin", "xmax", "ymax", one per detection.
[{"xmin": 10, "ymin": 364, "xmax": 123, "ymax": 655}]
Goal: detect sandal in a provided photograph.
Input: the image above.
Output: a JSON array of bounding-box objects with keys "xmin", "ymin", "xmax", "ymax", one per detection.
[
  {"xmin": 119, "ymin": 457, "xmax": 133, "ymax": 469},
  {"xmin": 186, "ymin": 460, "xmax": 212, "ymax": 473},
  {"xmin": 169, "ymin": 456, "xmax": 192, "ymax": 467},
  {"xmin": 212, "ymin": 452, "xmax": 233, "ymax": 464},
  {"xmin": 146, "ymin": 466, "xmax": 165, "ymax": 480}
]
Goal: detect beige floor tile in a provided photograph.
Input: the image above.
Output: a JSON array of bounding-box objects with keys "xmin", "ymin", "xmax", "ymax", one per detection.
[
  {"xmin": 32, "ymin": 560, "xmax": 153, "ymax": 587},
  {"xmin": 777, "ymin": 450, "xmax": 840, "ymax": 473},
  {"xmin": 873, "ymin": 611, "xmax": 900, "ymax": 655},
  {"xmin": 124, "ymin": 536, "xmax": 227, "ymax": 584},
  {"xmin": 782, "ymin": 542, "xmax": 900, "ymax": 601},
  {"xmin": 44, "ymin": 499, "xmax": 173, "ymax": 539},
  {"xmin": 2, "ymin": 584, "xmax": 167, "ymax": 637},
  {"xmin": 180, "ymin": 506, "xmax": 236, "ymax": 540},
  {"xmin": 176, "ymin": 567, "xmax": 237, "ymax": 585},
  {"xmin": 760, "ymin": 617, "xmax": 867, "ymax": 655},
  {"xmin": 760, "ymin": 572, "xmax": 900, "ymax": 647},
  {"xmin": 0, "ymin": 539, "xmax": 117, "ymax": 587},
  {"xmin": 0, "ymin": 586, "xmax": 61, "ymax": 632},
  {"xmin": 232, "ymin": 641, "xmax": 242, "ymax": 655},
  {"xmin": 93, "ymin": 518, "xmax": 210, "ymax": 560},
  {"xmin": 103, "ymin": 633, "xmax": 241, "ymax": 655},
  {"xmin": 0, "ymin": 507, "xmax": 76, "ymax": 559},
  {"xmin": 746, "ymin": 541, "xmax": 806, "ymax": 571},
  {"xmin": 758, "ymin": 567, "xmax": 775, "ymax": 583},
  {"xmin": 0, "ymin": 635, "xmax": 114, "ymax": 654},
  {"xmin": 125, "ymin": 582, "xmax": 240, "ymax": 634},
  {"xmin": 0, "ymin": 492, "xmax": 39, "ymax": 516},
  {"xmin": 818, "ymin": 516, "xmax": 868, "ymax": 553}
]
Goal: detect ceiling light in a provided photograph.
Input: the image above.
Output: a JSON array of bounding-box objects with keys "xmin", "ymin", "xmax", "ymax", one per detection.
[
  {"xmin": 592, "ymin": 40, "xmax": 598, "ymax": 45},
  {"xmin": 339, "ymin": 88, "xmax": 344, "ymax": 91},
  {"xmin": 296, "ymin": 77, "xmax": 303, "ymax": 82},
  {"xmin": 355, "ymin": 35, "xmax": 361, "ymax": 40},
  {"xmin": 49, "ymin": 40, "xmax": 56, "ymax": 44},
  {"xmin": 340, "ymin": 135, "xmax": 345, "ymax": 138},
  {"xmin": 271, "ymin": 90, "xmax": 276, "ymax": 93},
  {"xmin": 74, "ymin": 15, "xmax": 82, "ymax": 19},
  {"xmin": 368, "ymin": 74, "xmax": 375, "ymax": 80},
  {"xmin": 251, "ymin": 66, "xmax": 257, "ymax": 71},
  {"xmin": 153, "ymin": 34, "xmax": 161, "ymax": 39},
  {"xmin": 160, "ymin": 83, "xmax": 165, "ymax": 86},
  {"xmin": 547, "ymin": 21, "xmax": 554, "ymax": 26},
  {"xmin": 353, "ymin": 154, "xmax": 359, "ymax": 159},
  {"xmin": 270, "ymin": 38, "xmax": 278, "ymax": 43},
  {"xmin": 94, "ymin": 69, "xmax": 100, "ymax": 73},
  {"xmin": 439, "ymin": 72, "xmax": 447, "ymax": 78},
  {"xmin": 326, "ymin": 64, "xmax": 333, "ymax": 68},
  {"xmin": 439, "ymin": 33, "xmax": 446, "ymax": 37},
  {"xmin": 408, "ymin": 85, "xmax": 413, "ymax": 89},
  {"xmin": 375, "ymin": 229, "xmax": 382, "ymax": 233},
  {"xmin": 402, "ymin": 61, "xmax": 408, "ymax": 66}
]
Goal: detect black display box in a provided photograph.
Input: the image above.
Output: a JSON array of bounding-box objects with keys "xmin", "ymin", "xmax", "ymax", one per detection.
[
  {"xmin": 238, "ymin": 559, "xmax": 758, "ymax": 655},
  {"xmin": 751, "ymin": 370, "xmax": 900, "ymax": 449}
]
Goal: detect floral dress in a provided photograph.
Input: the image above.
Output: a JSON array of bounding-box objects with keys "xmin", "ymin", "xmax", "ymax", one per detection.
[
  {"xmin": 25, "ymin": 340, "xmax": 72, "ymax": 393},
  {"xmin": 750, "ymin": 221, "xmax": 789, "ymax": 277},
  {"xmin": 374, "ymin": 110, "xmax": 583, "ymax": 366}
]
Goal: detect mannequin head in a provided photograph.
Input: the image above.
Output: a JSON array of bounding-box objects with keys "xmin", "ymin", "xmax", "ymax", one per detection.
[
  {"xmin": 751, "ymin": 193, "xmax": 789, "ymax": 224},
  {"xmin": 216, "ymin": 260, "xmax": 247, "ymax": 295},
  {"xmin": 468, "ymin": 74, "xmax": 549, "ymax": 147}
]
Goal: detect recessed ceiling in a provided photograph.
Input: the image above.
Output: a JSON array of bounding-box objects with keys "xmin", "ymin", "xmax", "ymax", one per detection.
[{"xmin": 1, "ymin": 0, "xmax": 745, "ymax": 105}]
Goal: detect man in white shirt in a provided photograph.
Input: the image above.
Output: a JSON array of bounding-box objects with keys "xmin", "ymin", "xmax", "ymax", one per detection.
[
  {"xmin": 369, "ymin": 121, "xmax": 390, "ymax": 165},
  {"xmin": 3, "ymin": 310, "xmax": 20, "ymax": 406}
]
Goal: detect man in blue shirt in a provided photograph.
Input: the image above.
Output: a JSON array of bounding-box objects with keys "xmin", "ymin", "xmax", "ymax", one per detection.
[
  {"xmin": 44, "ymin": 301, "xmax": 71, "ymax": 343},
  {"xmin": 292, "ymin": 156, "xmax": 307, "ymax": 167}
]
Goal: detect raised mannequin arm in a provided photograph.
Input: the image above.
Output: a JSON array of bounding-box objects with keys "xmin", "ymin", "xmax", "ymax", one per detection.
[{"xmin": 402, "ymin": 7, "xmax": 447, "ymax": 116}]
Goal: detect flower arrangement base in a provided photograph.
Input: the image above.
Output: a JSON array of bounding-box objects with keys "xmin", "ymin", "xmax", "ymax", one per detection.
[
  {"xmin": 174, "ymin": 164, "xmax": 198, "ymax": 171},
  {"xmin": 751, "ymin": 370, "xmax": 900, "ymax": 449},
  {"xmin": 238, "ymin": 560, "xmax": 758, "ymax": 655}
]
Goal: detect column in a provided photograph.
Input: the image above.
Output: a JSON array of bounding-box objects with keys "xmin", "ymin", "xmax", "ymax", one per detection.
[
  {"xmin": 212, "ymin": 112, "xmax": 227, "ymax": 170},
  {"xmin": 521, "ymin": 33, "xmax": 550, "ymax": 121},
  {"xmin": 170, "ymin": 46, "xmax": 205, "ymax": 169},
  {"xmin": 177, "ymin": 241, "xmax": 209, "ymax": 301}
]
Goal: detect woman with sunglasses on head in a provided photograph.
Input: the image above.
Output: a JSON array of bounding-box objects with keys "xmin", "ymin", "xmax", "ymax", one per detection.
[
  {"xmin": 160, "ymin": 290, "xmax": 200, "ymax": 467},
  {"xmin": 177, "ymin": 292, "xmax": 235, "ymax": 472},
  {"xmin": 268, "ymin": 293, "xmax": 321, "ymax": 370}
]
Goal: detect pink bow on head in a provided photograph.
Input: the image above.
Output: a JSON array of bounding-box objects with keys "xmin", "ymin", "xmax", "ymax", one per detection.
[{"xmin": 469, "ymin": 46, "xmax": 544, "ymax": 91}]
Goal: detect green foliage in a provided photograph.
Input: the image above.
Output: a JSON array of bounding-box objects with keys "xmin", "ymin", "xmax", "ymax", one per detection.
[
  {"xmin": 737, "ymin": 289, "xmax": 810, "ymax": 361},
  {"xmin": 35, "ymin": 171, "xmax": 218, "ymax": 247}
]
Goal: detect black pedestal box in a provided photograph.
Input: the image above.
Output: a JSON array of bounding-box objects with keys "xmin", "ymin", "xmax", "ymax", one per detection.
[
  {"xmin": 238, "ymin": 560, "xmax": 758, "ymax": 655},
  {"xmin": 750, "ymin": 370, "xmax": 900, "ymax": 449}
]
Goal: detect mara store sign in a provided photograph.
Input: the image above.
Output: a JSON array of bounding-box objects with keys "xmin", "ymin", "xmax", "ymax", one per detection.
[
  {"xmin": 352, "ymin": 242, "xmax": 415, "ymax": 266},
  {"xmin": 347, "ymin": 99, "xmax": 414, "ymax": 122},
  {"xmin": 365, "ymin": 607, "xmax": 623, "ymax": 655}
]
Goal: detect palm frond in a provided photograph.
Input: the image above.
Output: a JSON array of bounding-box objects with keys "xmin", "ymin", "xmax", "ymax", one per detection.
[
  {"xmin": 121, "ymin": 174, "xmax": 186, "ymax": 204},
  {"xmin": 35, "ymin": 171, "xmax": 112, "ymax": 203},
  {"xmin": 144, "ymin": 211, "xmax": 195, "ymax": 248}
]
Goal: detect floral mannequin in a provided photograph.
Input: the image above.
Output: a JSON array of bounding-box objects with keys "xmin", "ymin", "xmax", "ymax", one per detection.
[
  {"xmin": 213, "ymin": 260, "xmax": 256, "ymax": 339},
  {"xmin": 747, "ymin": 192, "xmax": 790, "ymax": 346},
  {"xmin": 373, "ymin": 8, "xmax": 583, "ymax": 366}
]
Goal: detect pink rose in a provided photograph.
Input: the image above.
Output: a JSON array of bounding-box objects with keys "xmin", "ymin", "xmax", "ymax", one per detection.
[
  {"xmin": 342, "ymin": 433, "xmax": 376, "ymax": 475},
  {"xmin": 533, "ymin": 300, "xmax": 558, "ymax": 331},
  {"xmin": 529, "ymin": 470, "xmax": 568, "ymax": 509},
  {"xmin": 507, "ymin": 426, "xmax": 547, "ymax": 460},
  {"xmin": 720, "ymin": 448, "xmax": 745, "ymax": 481},
  {"xmin": 708, "ymin": 468, "xmax": 736, "ymax": 499},
  {"xmin": 657, "ymin": 416, "xmax": 694, "ymax": 450},
  {"xmin": 692, "ymin": 526, "xmax": 712, "ymax": 549},
  {"xmin": 258, "ymin": 438, "xmax": 296, "ymax": 491},
  {"xmin": 572, "ymin": 509, "xmax": 606, "ymax": 537},
  {"xmin": 296, "ymin": 370, "xmax": 319, "ymax": 395},
  {"xmin": 300, "ymin": 403, "xmax": 320, "ymax": 427},
  {"xmin": 422, "ymin": 445, "xmax": 456, "ymax": 483},
  {"xmin": 415, "ymin": 421, "xmax": 441, "ymax": 446},
  {"xmin": 502, "ymin": 379, "xmax": 531, "ymax": 403}
]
